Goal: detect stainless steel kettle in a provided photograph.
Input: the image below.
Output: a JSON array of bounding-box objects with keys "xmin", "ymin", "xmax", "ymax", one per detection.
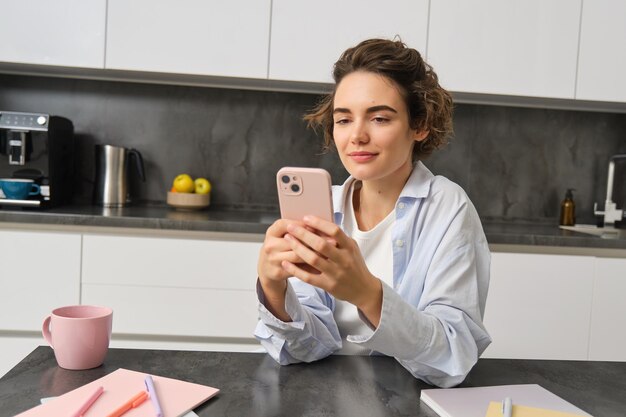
[{"xmin": 93, "ymin": 144, "xmax": 145, "ymax": 207}]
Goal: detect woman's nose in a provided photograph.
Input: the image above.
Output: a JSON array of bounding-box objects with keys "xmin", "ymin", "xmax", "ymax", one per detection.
[{"xmin": 350, "ymin": 121, "xmax": 369, "ymax": 144}]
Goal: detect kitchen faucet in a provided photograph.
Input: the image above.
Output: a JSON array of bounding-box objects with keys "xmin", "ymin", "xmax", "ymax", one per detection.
[{"xmin": 594, "ymin": 154, "xmax": 626, "ymax": 226}]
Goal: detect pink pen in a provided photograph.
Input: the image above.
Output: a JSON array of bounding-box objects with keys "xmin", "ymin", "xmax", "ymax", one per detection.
[{"xmin": 70, "ymin": 386, "xmax": 104, "ymax": 417}]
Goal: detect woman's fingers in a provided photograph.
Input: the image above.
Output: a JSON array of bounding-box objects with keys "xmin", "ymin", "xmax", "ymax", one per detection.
[
  {"xmin": 303, "ymin": 216, "xmax": 346, "ymax": 244},
  {"xmin": 284, "ymin": 233, "xmax": 331, "ymax": 271},
  {"xmin": 270, "ymin": 247, "xmax": 304, "ymax": 265},
  {"xmin": 259, "ymin": 219, "xmax": 308, "ymax": 282},
  {"xmin": 263, "ymin": 237, "xmax": 296, "ymax": 255},
  {"xmin": 281, "ymin": 260, "xmax": 329, "ymax": 291},
  {"xmin": 285, "ymin": 223, "xmax": 344, "ymax": 263},
  {"xmin": 267, "ymin": 218, "xmax": 306, "ymax": 238}
]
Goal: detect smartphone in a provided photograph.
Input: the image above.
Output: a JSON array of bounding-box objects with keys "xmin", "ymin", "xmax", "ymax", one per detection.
[{"xmin": 276, "ymin": 167, "xmax": 333, "ymax": 222}]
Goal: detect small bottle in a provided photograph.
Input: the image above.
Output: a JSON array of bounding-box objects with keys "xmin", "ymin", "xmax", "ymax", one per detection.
[{"xmin": 559, "ymin": 189, "xmax": 576, "ymax": 226}]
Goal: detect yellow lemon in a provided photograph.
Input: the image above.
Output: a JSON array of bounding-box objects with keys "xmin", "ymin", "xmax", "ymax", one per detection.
[{"xmin": 172, "ymin": 174, "xmax": 195, "ymax": 193}]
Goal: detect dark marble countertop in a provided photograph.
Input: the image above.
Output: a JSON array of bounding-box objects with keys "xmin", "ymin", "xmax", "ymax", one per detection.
[
  {"xmin": 0, "ymin": 204, "xmax": 277, "ymax": 235},
  {"xmin": 1, "ymin": 203, "xmax": 626, "ymax": 250},
  {"xmin": 2, "ymin": 347, "xmax": 624, "ymax": 417},
  {"xmin": 482, "ymin": 220, "xmax": 626, "ymax": 250}
]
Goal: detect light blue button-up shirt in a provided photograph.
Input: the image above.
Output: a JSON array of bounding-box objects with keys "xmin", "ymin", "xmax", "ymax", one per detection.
[{"xmin": 255, "ymin": 161, "xmax": 491, "ymax": 387}]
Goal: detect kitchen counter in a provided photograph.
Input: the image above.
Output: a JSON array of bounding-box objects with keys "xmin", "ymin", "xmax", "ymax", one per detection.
[
  {"xmin": 1, "ymin": 204, "xmax": 626, "ymax": 250},
  {"xmin": 2, "ymin": 346, "xmax": 625, "ymax": 417},
  {"xmin": 482, "ymin": 221, "xmax": 626, "ymax": 250},
  {"xmin": 0, "ymin": 204, "xmax": 276, "ymax": 235}
]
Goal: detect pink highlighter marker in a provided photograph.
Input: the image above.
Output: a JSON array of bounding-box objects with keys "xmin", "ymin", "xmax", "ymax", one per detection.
[{"xmin": 70, "ymin": 386, "xmax": 104, "ymax": 417}]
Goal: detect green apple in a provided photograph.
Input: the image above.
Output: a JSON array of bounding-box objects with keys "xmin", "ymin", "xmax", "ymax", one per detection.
[
  {"xmin": 194, "ymin": 177, "xmax": 211, "ymax": 194},
  {"xmin": 173, "ymin": 174, "xmax": 195, "ymax": 193}
]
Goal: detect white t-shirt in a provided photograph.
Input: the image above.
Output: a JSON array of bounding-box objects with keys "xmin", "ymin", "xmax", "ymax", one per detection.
[{"xmin": 334, "ymin": 181, "xmax": 395, "ymax": 355}]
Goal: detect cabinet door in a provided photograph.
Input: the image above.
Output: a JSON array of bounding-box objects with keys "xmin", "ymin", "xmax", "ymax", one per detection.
[
  {"xmin": 0, "ymin": 0, "xmax": 105, "ymax": 68},
  {"xmin": 81, "ymin": 234, "xmax": 262, "ymax": 338},
  {"xmin": 576, "ymin": 1, "xmax": 626, "ymax": 102},
  {"xmin": 0, "ymin": 230, "xmax": 81, "ymax": 331},
  {"xmin": 589, "ymin": 258, "xmax": 626, "ymax": 361},
  {"xmin": 106, "ymin": 0, "xmax": 270, "ymax": 79},
  {"xmin": 269, "ymin": 0, "xmax": 429, "ymax": 83},
  {"xmin": 427, "ymin": 0, "xmax": 581, "ymax": 99},
  {"xmin": 483, "ymin": 252, "xmax": 594, "ymax": 360},
  {"xmin": 0, "ymin": 336, "xmax": 39, "ymax": 378}
]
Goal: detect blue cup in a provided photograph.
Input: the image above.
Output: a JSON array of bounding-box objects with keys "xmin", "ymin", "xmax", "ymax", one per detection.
[{"xmin": 0, "ymin": 179, "xmax": 41, "ymax": 200}]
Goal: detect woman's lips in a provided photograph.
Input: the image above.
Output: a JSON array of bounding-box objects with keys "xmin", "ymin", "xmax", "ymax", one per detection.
[{"xmin": 348, "ymin": 152, "xmax": 377, "ymax": 162}]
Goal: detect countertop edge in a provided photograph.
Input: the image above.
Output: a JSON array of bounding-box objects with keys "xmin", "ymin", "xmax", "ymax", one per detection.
[{"xmin": 2, "ymin": 206, "xmax": 626, "ymax": 253}]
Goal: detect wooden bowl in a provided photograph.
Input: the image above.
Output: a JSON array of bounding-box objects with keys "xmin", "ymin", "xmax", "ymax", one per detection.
[{"xmin": 166, "ymin": 191, "xmax": 210, "ymax": 210}]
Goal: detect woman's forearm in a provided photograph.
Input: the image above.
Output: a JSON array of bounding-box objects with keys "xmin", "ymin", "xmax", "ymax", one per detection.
[{"xmin": 258, "ymin": 277, "xmax": 292, "ymax": 322}]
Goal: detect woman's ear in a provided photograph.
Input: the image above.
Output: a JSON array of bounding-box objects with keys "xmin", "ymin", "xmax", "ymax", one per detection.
[{"xmin": 414, "ymin": 129, "xmax": 429, "ymax": 142}]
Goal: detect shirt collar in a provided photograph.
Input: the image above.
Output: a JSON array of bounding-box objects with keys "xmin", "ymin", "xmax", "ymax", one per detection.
[
  {"xmin": 399, "ymin": 160, "xmax": 433, "ymax": 200},
  {"xmin": 333, "ymin": 160, "xmax": 434, "ymax": 217}
]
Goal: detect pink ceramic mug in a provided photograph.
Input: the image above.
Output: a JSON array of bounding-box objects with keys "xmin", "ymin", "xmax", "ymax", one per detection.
[{"xmin": 42, "ymin": 305, "xmax": 113, "ymax": 370}]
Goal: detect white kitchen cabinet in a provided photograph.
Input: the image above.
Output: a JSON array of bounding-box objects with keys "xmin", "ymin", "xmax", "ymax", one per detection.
[
  {"xmin": 483, "ymin": 252, "xmax": 594, "ymax": 360},
  {"xmin": 0, "ymin": 335, "xmax": 39, "ymax": 378},
  {"xmin": 576, "ymin": 0, "xmax": 626, "ymax": 102},
  {"xmin": 105, "ymin": 0, "xmax": 271, "ymax": 79},
  {"xmin": 0, "ymin": 0, "xmax": 105, "ymax": 68},
  {"xmin": 0, "ymin": 230, "xmax": 81, "ymax": 331},
  {"xmin": 269, "ymin": 0, "xmax": 429, "ymax": 83},
  {"xmin": 588, "ymin": 257, "xmax": 626, "ymax": 361},
  {"xmin": 427, "ymin": 0, "xmax": 581, "ymax": 99},
  {"xmin": 81, "ymin": 234, "xmax": 262, "ymax": 342},
  {"xmin": 82, "ymin": 285, "xmax": 259, "ymax": 338}
]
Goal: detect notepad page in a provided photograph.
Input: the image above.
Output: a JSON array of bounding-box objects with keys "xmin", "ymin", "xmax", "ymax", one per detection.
[{"xmin": 485, "ymin": 401, "xmax": 588, "ymax": 417}]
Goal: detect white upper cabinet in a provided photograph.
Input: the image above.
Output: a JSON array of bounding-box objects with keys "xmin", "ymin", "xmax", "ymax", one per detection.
[
  {"xmin": 106, "ymin": 0, "xmax": 271, "ymax": 79},
  {"xmin": 269, "ymin": 0, "xmax": 429, "ymax": 83},
  {"xmin": 0, "ymin": 0, "xmax": 105, "ymax": 68},
  {"xmin": 427, "ymin": 0, "xmax": 581, "ymax": 99},
  {"xmin": 576, "ymin": 1, "xmax": 626, "ymax": 102}
]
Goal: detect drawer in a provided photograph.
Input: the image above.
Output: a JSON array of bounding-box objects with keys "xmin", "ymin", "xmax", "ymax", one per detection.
[
  {"xmin": 82, "ymin": 234, "xmax": 261, "ymax": 290},
  {"xmin": 82, "ymin": 284, "xmax": 259, "ymax": 338}
]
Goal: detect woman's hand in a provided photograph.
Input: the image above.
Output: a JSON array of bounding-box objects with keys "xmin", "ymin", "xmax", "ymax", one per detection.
[
  {"xmin": 257, "ymin": 219, "xmax": 308, "ymax": 321},
  {"xmin": 281, "ymin": 215, "xmax": 383, "ymax": 327},
  {"xmin": 258, "ymin": 219, "xmax": 306, "ymax": 283}
]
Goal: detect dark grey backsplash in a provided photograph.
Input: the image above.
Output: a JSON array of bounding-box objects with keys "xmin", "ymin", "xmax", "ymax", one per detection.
[{"xmin": 1, "ymin": 74, "xmax": 625, "ymax": 224}]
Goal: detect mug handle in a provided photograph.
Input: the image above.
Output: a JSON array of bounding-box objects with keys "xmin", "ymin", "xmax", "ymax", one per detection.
[
  {"xmin": 29, "ymin": 184, "xmax": 40, "ymax": 196},
  {"xmin": 42, "ymin": 316, "xmax": 54, "ymax": 348}
]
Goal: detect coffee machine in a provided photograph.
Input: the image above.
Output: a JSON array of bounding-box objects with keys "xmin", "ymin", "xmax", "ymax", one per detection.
[{"xmin": 0, "ymin": 111, "xmax": 74, "ymax": 208}]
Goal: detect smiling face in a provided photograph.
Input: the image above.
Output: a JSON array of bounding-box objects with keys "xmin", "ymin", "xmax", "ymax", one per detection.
[{"xmin": 332, "ymin": 71, "xmax": 428, "ymax": 186}]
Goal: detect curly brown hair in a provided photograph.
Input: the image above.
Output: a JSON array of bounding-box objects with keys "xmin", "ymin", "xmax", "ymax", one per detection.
[{"xmin": 304, "ymin": 38, "xmax": 454, "ymax": 160}]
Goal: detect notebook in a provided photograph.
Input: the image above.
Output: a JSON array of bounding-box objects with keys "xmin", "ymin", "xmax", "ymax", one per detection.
[
  {"xmin": 41, "ymin": 398, "xmax": 199, "ymax": 417},
  {"xmin": 420, "ymin": 384, "xmax": 592, "ymax": 417},
  {"xmin": 15, "ymin": 368, "xmax": 219, "ymax": 417},
  {"xmin": 40, "ymin": 398, "xmax": 199, "ymax": 417}
]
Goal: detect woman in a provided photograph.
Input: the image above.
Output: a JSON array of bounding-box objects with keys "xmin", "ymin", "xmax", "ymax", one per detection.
[{"xmin": 254, "ymin": 38, "xmax": 491, "ymax": 388}]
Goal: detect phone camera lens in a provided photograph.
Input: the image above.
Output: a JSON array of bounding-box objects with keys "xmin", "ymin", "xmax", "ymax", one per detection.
[
  {"xmin": 281, "ymin": 175, "xmax": 290, "ymax": 184},
  {"xmin": 290, "ymin": 184, "xmax": 300, "ymax": 193}
]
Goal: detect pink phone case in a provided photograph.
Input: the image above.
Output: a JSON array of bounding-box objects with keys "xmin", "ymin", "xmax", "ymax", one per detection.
[{"xmin": 277, "ymin": 167, "xmax": 333, "ymax": 222}]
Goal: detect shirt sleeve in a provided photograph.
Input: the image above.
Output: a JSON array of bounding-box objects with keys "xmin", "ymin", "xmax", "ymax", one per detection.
[
  {"xmin": 347, "ymin": 199, "xmax": 492, "ymax": 388},
  {"xmin": 254, "ymin": 277, "xmax": 342, "ymax": 364}
]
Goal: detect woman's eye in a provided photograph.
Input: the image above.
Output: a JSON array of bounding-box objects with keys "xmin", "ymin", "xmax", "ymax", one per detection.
[
  {"xmin": 372, "ymin": 116, "xmax": 389, "ymax": 123},
  {"xmin": 334, "ymin": 118, "xmax": 350, "ymax": 125}
]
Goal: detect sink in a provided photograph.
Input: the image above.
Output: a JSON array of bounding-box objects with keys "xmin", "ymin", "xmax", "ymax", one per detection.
[{"xmin": 560, "ymin": 224, "xmax": 626, "ymax": 239}]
